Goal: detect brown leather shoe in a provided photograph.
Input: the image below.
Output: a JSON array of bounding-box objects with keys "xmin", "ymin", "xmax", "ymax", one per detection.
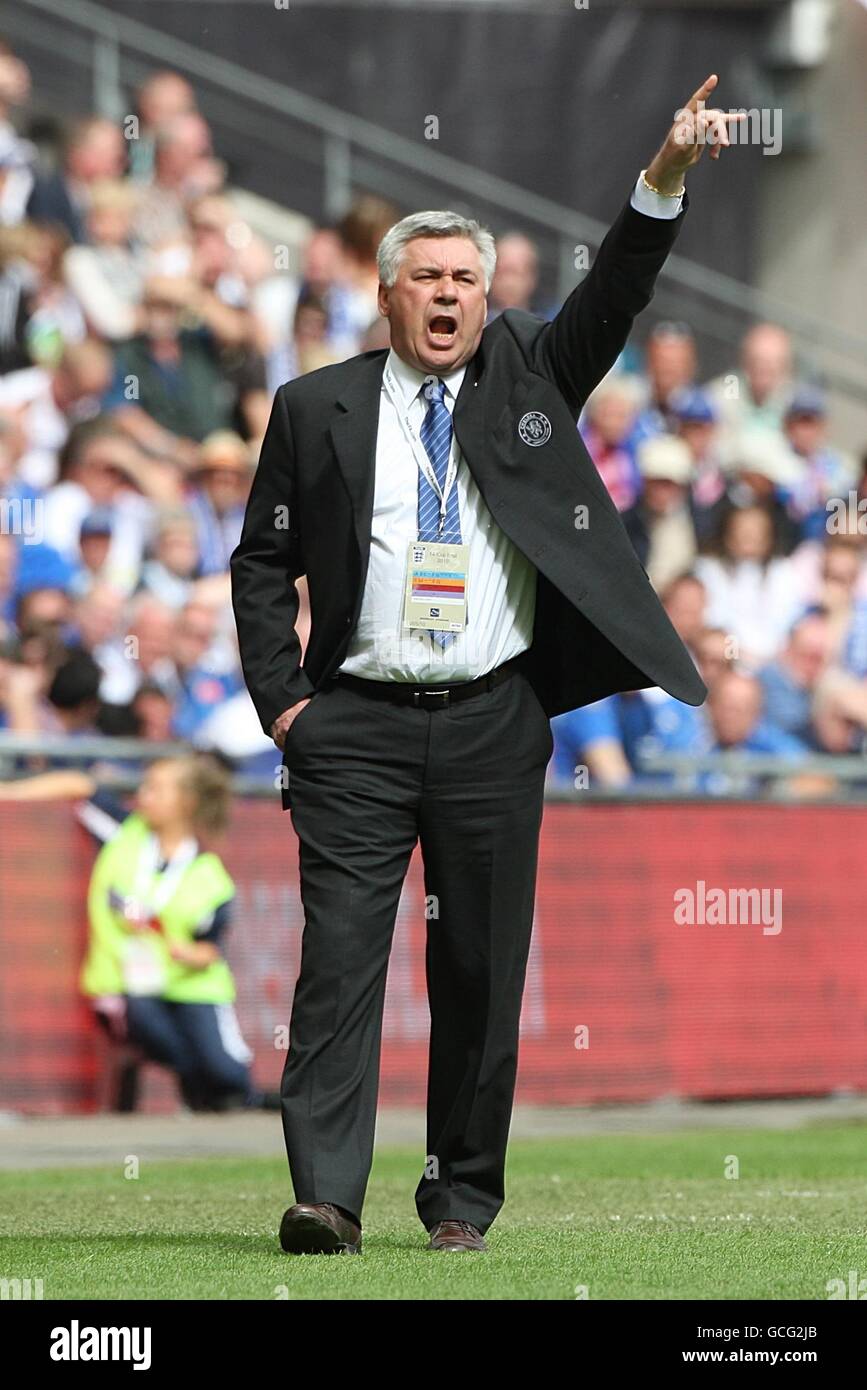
[
  {"xmin": 279, "ymin": 1202, "xmax": 362, "ymax": 1254},
  {"xmin": 426, "ymin": 1219, "xmax": 487, "ymax": 1252}
]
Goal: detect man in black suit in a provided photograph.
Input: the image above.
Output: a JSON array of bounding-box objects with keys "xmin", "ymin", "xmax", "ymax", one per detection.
[{"xmin": 231, "ymin": 77, "xmax": 741, "ymax": 1255}]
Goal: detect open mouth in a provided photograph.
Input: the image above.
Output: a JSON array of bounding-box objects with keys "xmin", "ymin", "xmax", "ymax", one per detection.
[{"xmin": 427, "ymin": 314, "xmax": 458, "ymax": 347}]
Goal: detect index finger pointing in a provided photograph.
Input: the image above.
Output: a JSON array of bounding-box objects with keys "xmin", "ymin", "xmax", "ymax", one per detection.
[{"xmin": 685, "ymin": 73, "xmax": 718, "ymax": 112}]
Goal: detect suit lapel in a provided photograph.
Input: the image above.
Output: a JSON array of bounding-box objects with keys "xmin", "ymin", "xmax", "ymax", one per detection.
[
  {"xmin": 330, "ymin": 345, "xmax": 488, "ymax": 567},
  {"xmin": 329, "ymin": 351, "xmax": 388, "ymax": 565},
  {"xmin": 451, "ymin": 345, "xmax": 487, "ymax": 489},
  {"xmin": 328, "ymin": 342, "xmax": 590, "ymax": 603}
]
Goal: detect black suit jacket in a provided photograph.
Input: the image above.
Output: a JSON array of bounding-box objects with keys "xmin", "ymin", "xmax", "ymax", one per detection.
[{"xmin": 231, "ymin": 184, "xmax": 707, "ymax": 750}]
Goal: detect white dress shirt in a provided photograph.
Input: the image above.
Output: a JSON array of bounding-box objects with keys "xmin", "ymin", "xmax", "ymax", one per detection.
[{"xmin": 337, "ymin": 173, "xmax": 682, "ymax": 683}]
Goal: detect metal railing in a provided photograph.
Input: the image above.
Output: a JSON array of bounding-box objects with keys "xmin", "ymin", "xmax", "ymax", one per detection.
[
  {"xmin": 2, "ymin": 731, "xmax": 867, "ymax": 802},
  {"xmin": 3, "ymin": 0, "xmax": 866, "ymax": 408},
  {"xmin": 0, "ymin": 731, "xmax": 279, "ymax": 798},
  {"xmin": 640, "ymin": 750, "xmax": 867, "ymax": 778}
]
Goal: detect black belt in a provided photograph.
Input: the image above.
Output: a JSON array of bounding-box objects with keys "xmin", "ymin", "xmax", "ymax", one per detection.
[{"xmin": 334, "ymin": 652, "xmax": 528, "ymax": 708}]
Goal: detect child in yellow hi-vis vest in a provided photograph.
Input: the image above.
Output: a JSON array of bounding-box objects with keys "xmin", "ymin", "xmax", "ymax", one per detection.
[{"xmin": 0, "ymin": 753, "xmax": 276, "ymax": 1111}]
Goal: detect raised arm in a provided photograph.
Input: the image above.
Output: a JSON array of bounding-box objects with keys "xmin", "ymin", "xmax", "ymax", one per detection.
[{"xmin": 532, "ymin": 74, "xmax": 744, "ymax": 412}]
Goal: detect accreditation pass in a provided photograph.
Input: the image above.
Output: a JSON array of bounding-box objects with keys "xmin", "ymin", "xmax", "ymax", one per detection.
[{"xmin": 403, "ymin": 539, "xmax": 469, "ymax": 633}]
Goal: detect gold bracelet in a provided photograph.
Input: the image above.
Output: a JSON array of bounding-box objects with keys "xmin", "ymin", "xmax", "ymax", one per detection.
[{"xmin": 641, "ymin": 169, "xmax": 685, "ymax": 198}]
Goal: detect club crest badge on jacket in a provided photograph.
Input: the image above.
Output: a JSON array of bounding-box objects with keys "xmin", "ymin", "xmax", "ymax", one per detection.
[{"xmin": 518, "ymin": 411, "xmax": 552, "ymax": 447}]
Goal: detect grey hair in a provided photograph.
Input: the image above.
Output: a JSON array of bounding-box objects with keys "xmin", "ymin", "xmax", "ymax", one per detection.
[{"xmin": 377, "ymin": 211, "xmax": 497, "ymax": 292}]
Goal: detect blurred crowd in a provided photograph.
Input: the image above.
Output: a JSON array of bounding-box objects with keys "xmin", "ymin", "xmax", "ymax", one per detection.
[
  {"xmin": 1, "ymin": 45, "xmax": 865, "ymax": 796},
  {"xmin": 554, "ymin": 323, "xmax": 867, "ymax": 796}
]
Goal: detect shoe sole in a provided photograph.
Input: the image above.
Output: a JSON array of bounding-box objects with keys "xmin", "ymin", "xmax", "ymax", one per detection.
[
  {"xmin": 426, "ymin": 1242, "xmax": 487, "ymax": 1252},
  {"xmin": 279, "ymin": 1210, "xmax": 361, "ymax": 1255}
]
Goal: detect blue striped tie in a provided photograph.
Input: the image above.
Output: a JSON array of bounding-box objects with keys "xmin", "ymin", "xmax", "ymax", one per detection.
[{"xmin": 418, "ymin": 376, "xmax": 461, "ymax": 650}]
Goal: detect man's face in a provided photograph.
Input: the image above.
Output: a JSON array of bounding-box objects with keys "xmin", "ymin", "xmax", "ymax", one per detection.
[
  {"xmin": 199, "ymin": 463, "xmax": 250, "ymax": 512},
  {"xmin": 143, "ymin": 295, "xmax": 181, "ymax": 342},
  {"xmin": 79, "ymin": 439, "xmax": 136, "ymax": 504},
  {"xmin": 785, "ymin": 620, "xmax": 830, "ymax": 689},
  {"xmin": 709, "ymin": 676, "xmax": 762, "ymax": 748},
  {"xmin": 132, "ymin": 609, "xmax": 174, "ymax": 667},
  {"xmin": 80, "ymin": 533, "xmax": 111, "ymax": 572},
  {"xmin": 822, "ymin": 544, "xmax": 859, "ymax": 591},
  {"xmin": 378, "ymin": 235, "xmax": 487, "ymax": 375},
  {"xmin": 140, "ymin": 74, "xmax": 195, "ymax": 130},
  {"xmin": 664, "ymin": 580, "xmax": 705, "ymax": 646},
  {"xmin": 490, "ymin": 236, "xmax": 537, "ymax": 311},
  {"xmin": 74, "ymin": 586, "xmax": 123, "ymax": 645},
  {"xmin": 678, "ymin": 419, "xmax": 716, "ymax": 460},
  {"xmin": 785, "ymin": 412, "xmax": 825, "ymax": 457},
  {"xmin": 696, "ymin": 631, "xmax": 730, "ymax": 686},
  {"xmin": 172, "ymin": 604, "xmax": 215, "ymax": 671},
  {"xmin": 590, "ymin": 393, "xmax": 636, "ymax": 446},
  {"xmin": 69, "ymin": 124, "xmax": 125, "ymax": 183},
  {"xmin": 643, "ymin": 477, "xmax": 686, "ymax": 516},
  {"xmin": 647, "ymin": 335, "xmax": 695, "ymax": 401},
  {"xmin": 158, "ymin": 523, "xmax": 199, "ymax": 577},
  {"xmin": 134, "ymin": 689, "xmax": 174, "ymax": 742},
  {"xmin": 304, "ymin": 230, "xmax": 343, "ymax": 291},
  {"xmin": 742, "ymin": 328, "xmax": 791, "ymax": 403}
]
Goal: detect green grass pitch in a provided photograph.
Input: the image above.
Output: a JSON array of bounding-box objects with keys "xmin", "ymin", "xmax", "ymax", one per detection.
[{"xmin": 2, "ymin": 1125, "xmax": 865, "ymax": 1300}]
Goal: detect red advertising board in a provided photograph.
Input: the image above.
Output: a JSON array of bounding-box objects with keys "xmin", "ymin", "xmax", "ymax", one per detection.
[{"xmin": 1, "ymin": 800, "xmax": 865, "ymax": 1113}]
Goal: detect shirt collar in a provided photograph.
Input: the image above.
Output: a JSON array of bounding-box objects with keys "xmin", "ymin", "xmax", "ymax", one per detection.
[{"xmin": 386, "ymin": 347, "xmax": 467, "ymax": 405}]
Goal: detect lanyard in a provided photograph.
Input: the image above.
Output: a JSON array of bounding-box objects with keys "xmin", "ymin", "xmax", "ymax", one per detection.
[
  {"xmin": 130, "ymin": 832, "xmax": 199, "ymax": 917},
  {"xmin": 382, "ymin": 362, "xmax": 460, "ymax": 536}
]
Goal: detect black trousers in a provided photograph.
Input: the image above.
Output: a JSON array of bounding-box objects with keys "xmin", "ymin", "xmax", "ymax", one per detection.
[{"xmin": 280, "ymin": 658, "xmax": 554, "ymax": 1234}]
